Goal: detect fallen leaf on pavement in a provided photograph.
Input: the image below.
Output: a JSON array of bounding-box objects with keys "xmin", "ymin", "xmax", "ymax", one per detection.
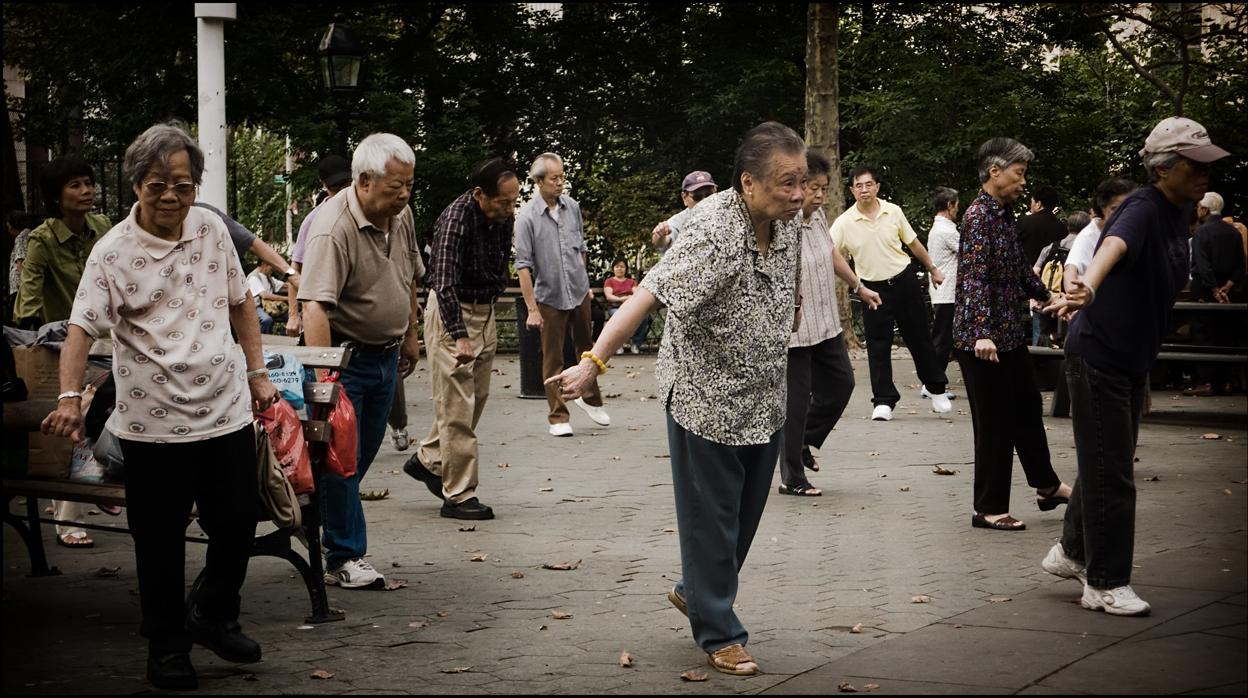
[
  {"xmin": 470, "ymin": 552, "xmax": 488, "ymax": 562},
  {"xmin": 360, "ymin": 489, "xmax": 390, "ymax": 501},
  {"xmin": 543, "ymin": 560, "xmax": 582, "ymax": 571},
  {"xmin": 551, "ymin": 611, "xmax": 573, "ymax": 620},
  {"xmin": 1201, "ymin": 433, "xmax": 1222, "ymax": 440},
  {"xmin": 1233, "ymin": 479, "xmax": 1248, "ymax": 485},
  {"xmin": 310, "ymin": 669, "xmax": 334, "ymax": 680},
  {"xmin": 619, "ymin": 651, "xmax": 634, "ymax": 667},
  {"xmin": 911, "ymin": 595, "xmax": 932, "ymax": 604},
  {"xmin": 838, "ymin": 681, "xmax": 858, "ymax": 692},
  {"xmin": 864, "ymin": 683, "xmax": 881, "ymax": 690},
  {"xmin": 867, "ymin": 451, "xmax": 881, "ymax": 456},
  {"xmin": 1225, "ymin": 489, "xmax": 1233, "ymax": 495},
  {"xmin": 382, "ymin": 579, "xmax": 407, "ymax": 591},
  {"xmin": 408, "ymin": 620, "xmax": 429, "ymax": 629},
  {"xmin": 244, "ymin": 674, "xmax": 257, "ymax": 681},
  {"xmin": 93, "ymin": 567, "xmax": 121, "ymax": 578},
  {"xmin": 1145, "ymin": 475, "xmax": 1161, "ymax": 482},
  {"xmin": 511, "ymin": 571, "xmax": 525, "ymax": 579},
  {"xmin": 626, "ymin": 371, "xmax": 640, "ymax": 379},
  {"xmin": 654, "ymin": 454, "xmax": 670, "ymax": 459},
  {"xmin": 932, "ymin": 466, "xmax": 957, "ymax": 475},
  {"xmin": 681, "ymin": 670, "xmax": 708, "ymax": 682},
  {"xmin": 605, "ymin": 393, "xmax": 622, "ymax": 398},
  {"xmin": 436, "ymin": 611, "xmax": 450, "ymax": 618},
  {"xmin": 612, "ymin": 456, "xmax": 622, "ymax": 461},
  {"xmin": 899, "ymin": 486, "xmax": 910, "ymax": 492},
  {"xmin": 440, "ymin": 666, "xmax": 472, "ymax": 674},
  {"xmin": 850, "ymin": 623, "xmax": 863, "ymax": 634},
  {"xmin": 539, "ymin": 487, "xmax": 554, "ymax": 492},
  {"xmin": 497, "ymin": 462, "xmax": 510, "ymax": 468},
  {"xmin": 537, "ymin": 624, "xmax": 547, "ymax": 631},
  {"xmin": 459, "ymin": 525, "xmax": 476, "ymax": 532},
  {"xmin": 662, "ymin": 527, "xmax": 676, "ymax": 533},
  {"xmin": 988, "ymin": 596, "xmax": 1012, "ymax": 603}
]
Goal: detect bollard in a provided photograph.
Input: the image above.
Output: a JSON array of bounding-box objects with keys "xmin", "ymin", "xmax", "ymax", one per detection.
[{"xmin": 515, "ymin": 298, "xmax": 578, "ymax": 399}]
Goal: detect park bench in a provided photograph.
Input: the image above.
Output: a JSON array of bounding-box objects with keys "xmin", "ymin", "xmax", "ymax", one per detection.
[
  {"xmin": 1029, "ymin": 302, "xmax": 1247, "ymax": 418},
  {"xmin": 2, "ymin": 340, "xmax": 352, "ymax": 624}
]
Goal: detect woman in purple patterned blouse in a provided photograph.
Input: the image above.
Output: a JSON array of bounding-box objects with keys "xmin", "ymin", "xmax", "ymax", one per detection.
[{"xmin": 953, "ymin": 137, "xmax": 1071, "ymax": 532}]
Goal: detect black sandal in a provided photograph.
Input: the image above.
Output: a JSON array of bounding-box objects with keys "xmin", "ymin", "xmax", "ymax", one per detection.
[
  {"xmin": 971, "ymin": 513, "xmax": 1026, "ymax": 530},
  {"xmin": 778, "ymin": 483, "xmax": 822, "ymax": 497},
  {"xmin": 1036, "ymin": 485, "xmax": 1069, "ymax": 512},
  {"xmin": 801, "ymin": 448, "xmax": 820, "ymax": 472}
]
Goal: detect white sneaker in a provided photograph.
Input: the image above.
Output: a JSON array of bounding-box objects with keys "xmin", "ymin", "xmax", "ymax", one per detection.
[
  {"xmin": 930, "ymin": 391, "xmax": 953, "ymax": 413},
  {"xmin": 325, "ymin": 558, "xmax": 384, "ymax": 589},
  {"xmin": 1081, "ymin": 584, "xmax": 1151, "ymax": 616},
  {"xmin": 615, "ymin": 346, "xmax": 624, "ymax": 355},
  {"xmin": 920, "ymin": 386, "xmax": 958, "ymax": 400},
  {"xmin": 549, "ymin": 422, "xmax": 574, "ymax": 437},
  {"xmin": 628, "ymin": 343, "xmax": 640, "ymax": 354},
  {"xmin": 871, "ymin": 404, "xmax": 894, "ymax": 421},
  {"xmin": 1041, "ymin": 543, "xmax": 1087, "ymax": 584},
  {"xmin": 391, "ymin": 427, "xmax": 410, "ymax": 451},
  {"xmin": 573, "ymin": 397, "xmax": 611, "ymax": 426}
]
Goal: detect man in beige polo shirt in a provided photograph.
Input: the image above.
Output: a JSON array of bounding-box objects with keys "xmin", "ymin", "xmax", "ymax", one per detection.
[
  {"xmin": 830, "ymin": 166, "xmax": 951, "ymax": 422},
  {"xmin": 298, "ymin": 133, "xmax": 423, "ymax": 589}
]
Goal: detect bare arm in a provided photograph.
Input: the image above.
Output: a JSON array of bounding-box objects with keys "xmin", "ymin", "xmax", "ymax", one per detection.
[
  {"xmin": 905, "ymin": 238, "xmax": 939, "ymax": 275},
  {"xmin": 250, "ymin": 238, "xmax": 300, "ymax": 288},
  {"xmin": 285, "ymin": 261, "xmax": 302, "ymax": 336},
  {"xmin": 546, "ymin": 288, "xmax": 662, "ymax": 399},
  {"xmin": 399, "ymin": 282, "xmax": 422, "ymax": 377},
  {"xmin": 303, "ymin": 300, "xmax": 332, "ymax": 348},
  {"xmin": 40, "ymin": 324, "xmax": 93, "ymax": 442},
  {"xmin": 518, "ymin": 267, "xmax": 542, "ymax": 330},
  {"xmin": 831, "ymin": 245, "xmax": 882, "ymax": 309},
  {"xmin": 1048, "ymin": 237, "xmax": 1129, "ymax": 319}
]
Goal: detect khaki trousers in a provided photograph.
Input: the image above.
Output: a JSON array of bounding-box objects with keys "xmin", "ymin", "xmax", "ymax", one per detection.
[
  {"xmin": 538, "ymin": 295, "xmax": 602, "ymax": 424},
  {"xmin": 418, "ymin": 299, "xmax": 497, "ymax": 504}
]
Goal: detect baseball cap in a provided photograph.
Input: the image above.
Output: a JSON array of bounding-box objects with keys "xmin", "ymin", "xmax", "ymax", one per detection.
[
  {"xmin": 318, "ymin": 154, "xmax": 352, "ymax": 189},
  {"xmin": 1139, "ymin": 117, "xmax": 1231, "ymax": 163},
  {"xmin": 681, "ymin": 171, "xmax": 716, "ymax": 192}
]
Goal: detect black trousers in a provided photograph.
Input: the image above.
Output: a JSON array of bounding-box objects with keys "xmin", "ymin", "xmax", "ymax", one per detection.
[
  {"xmin": 861, "ymin": 273, "xmax": 947, "ymax": 407},
  {"xmin": 120, "ymin": 424, "xmax": 258, "ymax": 656},
  {"xmin": 780, "ymin": 334, "xmax": 855, "ymax": 487},
  {"xmin": 955, "ymin": 347, "xmax": 1060, "ymax": 514},
  {"xmin": 1061, "ymin": 355, "xmax": 1146, "ymax": 587},
  {"xmin": 930, "ymin": 303, "xmax": 955, "ymax": 379}
]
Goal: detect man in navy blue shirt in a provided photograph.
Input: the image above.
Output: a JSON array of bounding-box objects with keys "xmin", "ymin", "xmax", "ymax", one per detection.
[{"xmin": 1041, "ymin": 117, "xmax": 1231, "ymax": 617}]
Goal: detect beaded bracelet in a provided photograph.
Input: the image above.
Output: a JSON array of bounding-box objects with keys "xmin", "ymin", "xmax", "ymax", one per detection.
[{"xmin": 580, "ymin": 351, "xmax": 608, "ymax": 375}]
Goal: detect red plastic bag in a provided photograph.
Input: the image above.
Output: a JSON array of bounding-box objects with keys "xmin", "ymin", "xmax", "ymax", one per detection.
[
  {"xmin": 255, "ymin": 399, "xmax": 315, "ymax": 495},
  {"xmin": 323, "ymin": 373, "xmax": 358, "ymax": 479}
]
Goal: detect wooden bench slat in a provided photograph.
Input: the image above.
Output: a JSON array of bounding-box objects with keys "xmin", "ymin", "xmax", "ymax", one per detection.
[
  {"xmin": 302, "ymin": 383, "xmax": 340, "ymax": 406},
  {"xmin": 3, "ymin": 479, "xmax": 126, "ymax": 507},
  {"xmin": 303, "ymin": 420, "xmax": 332, "ymax": 443}
]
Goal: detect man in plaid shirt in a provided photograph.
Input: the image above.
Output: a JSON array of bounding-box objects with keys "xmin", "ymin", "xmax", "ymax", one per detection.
[{"xmin": 403, "ymin": 158, "xmax": 520, "ymax": 520}]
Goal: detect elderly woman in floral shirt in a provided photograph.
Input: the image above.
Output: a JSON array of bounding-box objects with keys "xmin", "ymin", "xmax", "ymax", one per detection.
[
  {"xmin": 953, "ymin": 137, "xmax": 1071, "ymax": 532},
  {"xmin": 548, "ymin": 122, "xmax": 807, "ymax": 677}
]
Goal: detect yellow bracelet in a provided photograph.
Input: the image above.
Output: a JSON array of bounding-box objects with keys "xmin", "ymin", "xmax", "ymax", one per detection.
[{"xmin": 580, "ymin": 351, "xmax": 608, "ymax": 375}]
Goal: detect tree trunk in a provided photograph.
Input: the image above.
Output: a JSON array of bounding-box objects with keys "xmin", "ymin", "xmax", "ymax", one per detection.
[{"xmin": 805, "ymin": 3, "xmax": 858, "ymax": 347}]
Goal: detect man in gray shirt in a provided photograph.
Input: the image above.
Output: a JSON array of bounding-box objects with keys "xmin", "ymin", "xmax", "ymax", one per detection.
[{"xmin": 515, "ymin": 152, "xmax": 610, "ymax": 437}]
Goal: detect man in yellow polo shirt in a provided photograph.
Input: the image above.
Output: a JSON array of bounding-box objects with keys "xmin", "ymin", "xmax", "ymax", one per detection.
[{"xmin": 830, "ymin": 167, "xmax": 952, "ymax": 421}]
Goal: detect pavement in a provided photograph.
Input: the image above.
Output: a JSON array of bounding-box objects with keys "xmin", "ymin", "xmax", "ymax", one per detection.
[{"xmin": 4, "ymin": 349, "xmax": 1246, "ymax": 695}]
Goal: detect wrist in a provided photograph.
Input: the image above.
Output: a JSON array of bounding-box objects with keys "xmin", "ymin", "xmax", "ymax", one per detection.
[
  {"xmin": 57, "ymin": 390, "xmax": 83, "ymax": 403},
  {"xmin": 246, "ymin": 368, "xmax": 269, "ymax": 380}
]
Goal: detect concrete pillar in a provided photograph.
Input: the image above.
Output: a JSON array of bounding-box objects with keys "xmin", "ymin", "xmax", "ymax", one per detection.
[{"xmin": 194, "ymin": 4, "xmax": 236, "ymax": 212}]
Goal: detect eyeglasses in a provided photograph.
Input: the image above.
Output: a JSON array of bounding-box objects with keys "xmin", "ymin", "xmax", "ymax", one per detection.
[
  {"xmin": 142, "ymin": 181, "xmax": 197, "ymax": 198},
  {"xmin": 851, "ymin": 182, "xmax": 878, "ymax": 191},
  {"xmin": 545, "ymin": 174, "xmax": 566, "ymax": 183}
]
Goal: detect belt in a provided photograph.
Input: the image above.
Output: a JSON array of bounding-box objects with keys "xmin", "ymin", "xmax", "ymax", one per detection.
[
  {"xmin": 864, "ymin": 270, "xmax": 912, "ymax": 287},
  {"xmin": 331, "ymin": 332, "xmax": 403, "ymax": 354}
]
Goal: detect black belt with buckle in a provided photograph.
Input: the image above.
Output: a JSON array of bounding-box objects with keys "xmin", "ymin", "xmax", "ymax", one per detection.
[
  {"xmin": 332, "ymin": 333, "xmax": 403, "ymax": 354},
  {"xmin": 865, "ymin": 270, "xmax": 911, "ymax": 287}
]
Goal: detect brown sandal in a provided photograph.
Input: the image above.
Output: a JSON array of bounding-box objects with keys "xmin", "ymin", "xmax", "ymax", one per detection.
[
  {"xmin": 972, "ymin": 513, "xmax": 1026, "ymax": 531},
  {"xmin": 708, "ymin": 643, "xmax": 758, "ymax": 676}
]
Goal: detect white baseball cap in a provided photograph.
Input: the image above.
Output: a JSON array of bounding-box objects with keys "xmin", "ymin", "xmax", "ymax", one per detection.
[{"xmin": 1139, "ymin": 117, "xmax": 1231, "ymax": 163}]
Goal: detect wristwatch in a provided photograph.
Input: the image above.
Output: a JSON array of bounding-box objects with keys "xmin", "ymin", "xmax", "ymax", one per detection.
[
  {"xmin": 282, "ymin": 268, "xmax": 297, "ymax": 280},
  {"xmin": 57, "ymin": 390, "xmax": 83, "ymax": 402}
]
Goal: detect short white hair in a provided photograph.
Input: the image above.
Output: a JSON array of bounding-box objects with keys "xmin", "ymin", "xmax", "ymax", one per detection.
[
  {"xmin": 528, "ymin": 152, "xmax": 563, "ymax": 183},
  {"xmin": 351, "ymin": 133, "xmax": 415, "ymax": 180},
  {"xmin": 1200, "ymin": 192, "xmax": 1224, "ymax": 216}
]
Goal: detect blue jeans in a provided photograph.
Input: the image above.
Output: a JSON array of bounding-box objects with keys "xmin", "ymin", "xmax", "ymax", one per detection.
[
  {"xmin": 606, "ymin": 306, "xmax": 652, "ymax": 347},
  {"xmin": 256, "ymin": 305, "xmax": 274, "ymax": 334},
  {"xmin": 320, "ymin": 347, "xmax": 399, "ymax": 570}
]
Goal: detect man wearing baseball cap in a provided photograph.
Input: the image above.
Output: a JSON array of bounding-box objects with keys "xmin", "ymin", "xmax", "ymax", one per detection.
[
  {"xmin": 651, "ymin": 170, "xmax": 718, "ymax": 252},
  {"xmin": 1041, "ymin": 116, "xmax": 1231, "ymax": 617}
]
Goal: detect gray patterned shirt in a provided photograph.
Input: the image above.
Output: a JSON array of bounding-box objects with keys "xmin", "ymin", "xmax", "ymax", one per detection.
[{"xmin": 640, "ymin": 189, "xmax": 800, "ymax": 446}]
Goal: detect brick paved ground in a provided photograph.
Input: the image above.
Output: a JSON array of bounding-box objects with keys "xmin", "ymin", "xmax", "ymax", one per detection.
[{"xmin": 5, "ymin": 350, "xmax": 1245, "ymax": 694}]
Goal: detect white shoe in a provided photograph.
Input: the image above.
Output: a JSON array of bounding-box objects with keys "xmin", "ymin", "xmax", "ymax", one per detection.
[
  {"xmin": 325, "ymin": 558, "xmax": 384, "ymax": 589},
  {"xmin": 1041, "ymin": 543, "xmax": 1087, "ymax": 584},
  {"xmin": 549, "ymin": 422, "xmax": 574, "ymax": 437},
  {"xmin": 573, "ymin": 397, "xmax": 611, "ymax": 426},
  {"xmin": 871, "ymin": 405, "xmax": 894, "ymax": 421},
  {"xmin": 930, "ymin": 391, "xmax": 952, "ymax": 413},
  {"xmin": 920, "ymin": 386, "xmax": 958, "ymax": 400},
  {"xmin": 391, "ymin": 427, "xmax": 410, "ymax": 451},
  {"xmin": 628, "ymin": 343, "xmax": 640, "ymax": 354},
  {"xmin": 615, "ymin": 346, "xmax": 624, "ymax": 355},
  {"xmin": 1081, "ymin": 584, "xmax": 1151, "ymax": 616}
]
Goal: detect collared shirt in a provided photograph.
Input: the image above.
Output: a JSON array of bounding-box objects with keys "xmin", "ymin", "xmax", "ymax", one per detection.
[
  {"xmin": 426, "ymin": 190, "xmax": 514, "ymax": 339},
  {"xmin": 791, "ymin": 207, "xmax": 843, "ymax": 348},
  {"xmin": 193, "ymin": 202, "xmax": 255, "ymax": 259},
  {"xmin": 69, "ymin": 204, "xmax": 252, "ymax": 443},
  {"xmin": 513, "ymin": 194, "xmax": 590, "ymax": 311},
  {"xmin": 829, "ymin": 198, "xmax": 918, "ymax": 281},
  {"xmin": 640, "ymin": 189, "xmax": 800, "ymax": 446},
  {"xmin": 8, "ymin": 228, "xmax": 30, "ymax": 292},
  {"xmin": 14, "ymin": 213, "xmax": 111, "ymax": 323},
  {"xmin": 290, "ymin": 202, "xmax": 324, "ymax": 265},
  {"xmin": 953, "ymin": 190, "xmax": 1050, "ymax": 352},
  {"xmin": 927, "ymin": 215, "xmax": 960, "ymax": 305},
  {"xmin": 246, "ymin": 269, "xmax": 279, "ymax": 305},
  {"xmin": 297, "ymin": 186, "xmax": 424, "ymax": 344}
]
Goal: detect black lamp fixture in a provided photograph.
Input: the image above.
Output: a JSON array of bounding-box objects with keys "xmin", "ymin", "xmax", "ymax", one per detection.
[{"xmin": 319, "ymin": 16, "xmax": 365, "ymax": 95}]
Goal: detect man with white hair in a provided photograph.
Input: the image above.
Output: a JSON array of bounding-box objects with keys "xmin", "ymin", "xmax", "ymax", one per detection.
[
  {"xmin": 515, "ymin": 152, "xmax": 609, "ymax": 437},
  {"xmin": 298, "ymin": 133, "xmax": 424, "ymax": 588},
  {"xmin": 1191, "ymin": 192, "xmax": 1243, "ymax": 304}
]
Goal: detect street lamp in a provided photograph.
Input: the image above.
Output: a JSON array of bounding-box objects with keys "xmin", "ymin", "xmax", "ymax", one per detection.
[{"xmin": 318, "ymin": 16, "xmax": 365, "ymax": 151}]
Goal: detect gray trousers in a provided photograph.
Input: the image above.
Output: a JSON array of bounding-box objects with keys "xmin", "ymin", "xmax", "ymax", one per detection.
[{"xmin": 667, "ymin": 411, "xmax": 781, "ymax": 653}]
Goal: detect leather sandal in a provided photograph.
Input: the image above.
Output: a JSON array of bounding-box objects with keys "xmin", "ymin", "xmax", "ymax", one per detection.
[
  {"xmin": 1036, "ymin": 485, "xmax": 1070, "ymax": 512},
  {"xmin": 57, "ymin": 530, "xmax": 95, "ymax": 548},
  {"xmin": 708, "ymin": 643, "xmax": 759, "ymax": 676},
  {"xmin": 971, "ymin": 513, "xmax": 1026, "ymax": 531},
  {"xmin": 667, "ymin": 587, "xmax": 688, "ymax": 617},
  {"xmin": 778, "ymin": 483, "xmax": 822, "ymax": 497},
  {"xmin": 801, "ymin": 448, "xmax": 820, "ymax": 472}
]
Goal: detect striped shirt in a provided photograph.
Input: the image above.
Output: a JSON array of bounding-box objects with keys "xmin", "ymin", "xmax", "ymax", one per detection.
[{"xmin": 791, "ymin": 208, "xmax": 843, "ymax": 347}]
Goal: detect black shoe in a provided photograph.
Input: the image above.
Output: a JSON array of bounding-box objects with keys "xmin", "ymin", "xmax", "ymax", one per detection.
[
  {"xmin": 440, "ymin": 497, "xmax": 494, "ymax": 520},
  {"xmin": 187, "ymin": 604, "xmax": 262, "ymax": 664},
  {"xmin": 403, "ymin": 453, "xmax": 445, "ymax": 501},
  {"xmin": 801, "ymin": 447, "xmax": 820, "ymax": 472},
  {"xmin": 147, "ymin": 653, "xmax": 198, "ymax": 691}
]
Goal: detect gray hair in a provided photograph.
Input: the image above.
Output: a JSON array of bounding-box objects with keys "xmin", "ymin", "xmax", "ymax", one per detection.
[
  {"xmin": 1066, "ymin": 210, "xmax": 1092, "ymax": 233},
  {"xmin": 732, "ymin": 121, "xmax": 806, "ymax": 194},
  {"xmin": 976, "ymin": 137, "xmax": 1034, "ymax": 183},
  {"xmin": 123, "ymin": 121, "xmax": 205, "ymax": 186},
  {"xmin": 1142, "ymin": 151, "xmax": 1182, "ymax": 183},
  {"xmin": 1199, "ymin": 191, "xmax": 1224, "ymax": 216},
  {"xmin": 931, "ymin": 186, "xmax": 959, "ymax": 213},
  {"xmin": 528, "ymin": 152, "xmax": 564, "ymax": 183},
  {"xmin": 351, "ymin": 133, "xmax": 415, "ymax": 181}
]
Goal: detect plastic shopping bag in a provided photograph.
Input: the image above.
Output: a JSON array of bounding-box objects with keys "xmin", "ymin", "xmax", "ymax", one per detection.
[
  {"xmin": 263, "ymin": 350, "xmax": 306, "ymax": 411},
  {"xmin": 323, "ymin": 373, "xmax": 358, "ymax": 479},
  {"xmin": 255, "ymin": 399, "xmax": 315, "ymax": 495}
]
